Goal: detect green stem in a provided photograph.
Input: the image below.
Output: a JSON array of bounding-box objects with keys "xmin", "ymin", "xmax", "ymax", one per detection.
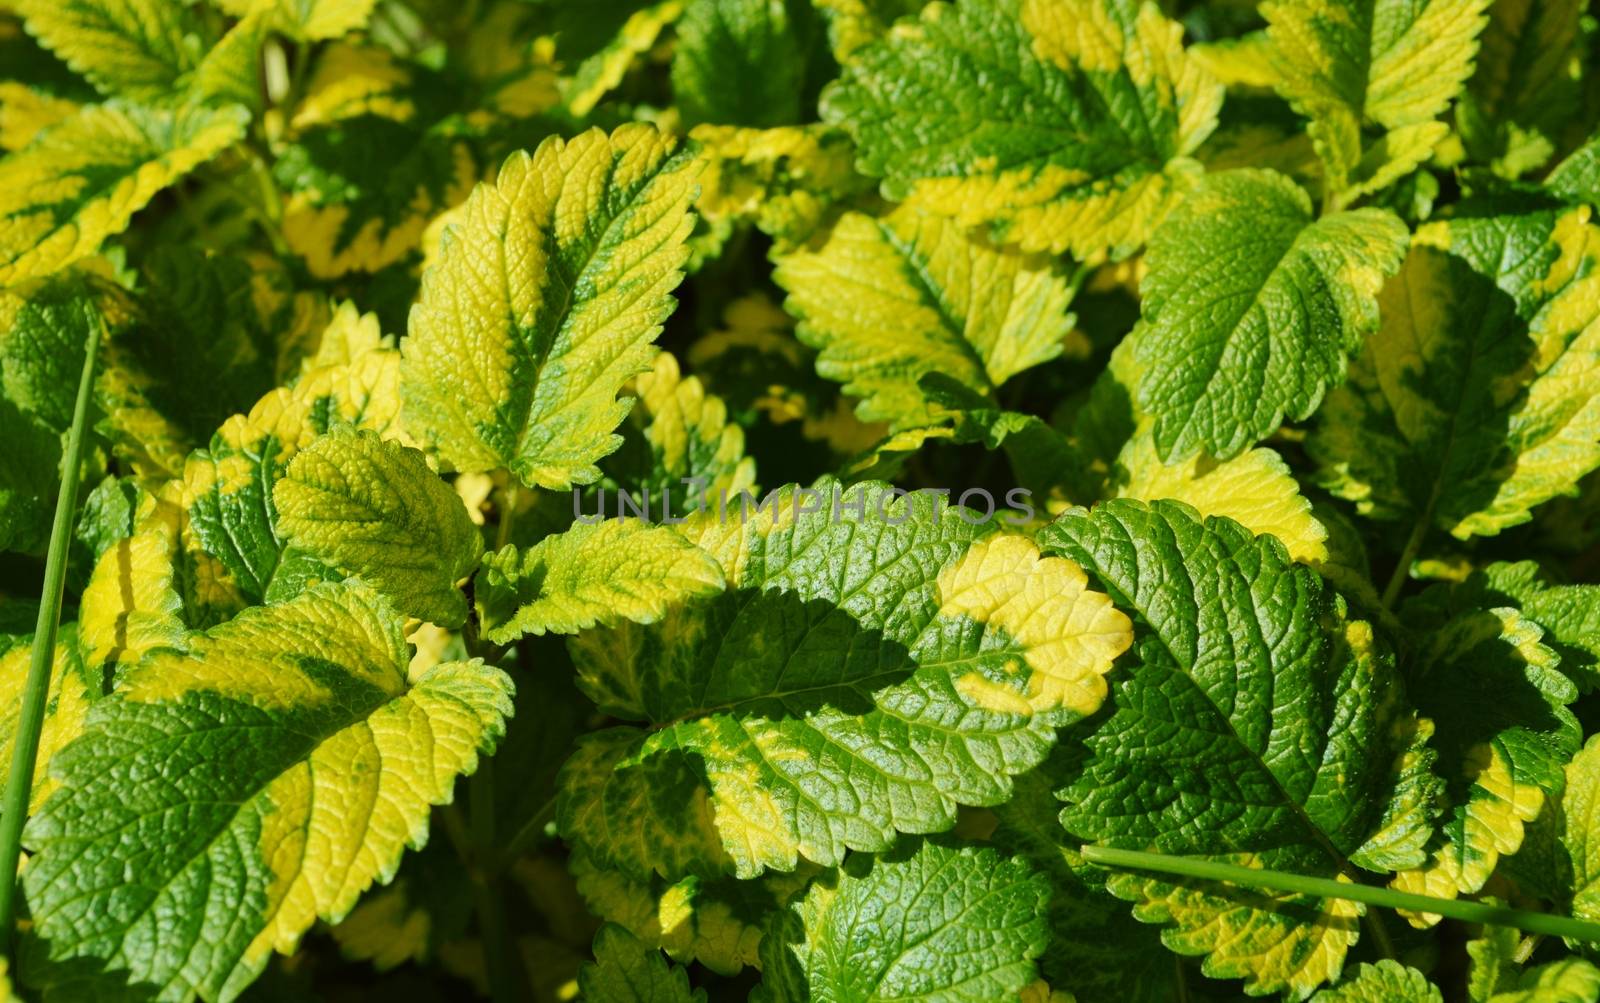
[
  {"xmin": 500, "ymin": 795, "xmax": 557, "ymax": 865},
  {"xmin": 1362, "ymin": 907, "xmax": 1397, "ymax": 961},
  {"xmin": 0, "ymin": 315, "xmax": 101, "ymax": 959},
  {"xmin": 1381, "ymin": 515, "xmax": 1429, "ymax": 611},
  {"xmin": 1080, "ymin": 846, "xmax": 1600, "ymax": 943},
  {"xmin": 471, "ymin": 761, "xmax": 521, "ymax": 1003}
]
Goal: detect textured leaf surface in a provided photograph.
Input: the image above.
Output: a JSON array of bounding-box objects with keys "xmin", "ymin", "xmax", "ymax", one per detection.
[
  {"xmin": 0, "ymin": 634, "xmax": 98, "ymax": 813},
  {"xmin": 182, "ymin": 329, "xmax": 406, "ymax": 607},
  {"xmin": 1310, "ymin": 206, "xmax": 1600, "ymax": 539},
  {"xmin": 276, "ymin": 107, "xmax": 477, "ymax": 279},
  {"xmin": 559, "ymin": 480, "xmax": 1131, "ymax": 879},
  {"xmin": 602, "ymin": 351, "xmax": 757, "ymax": 518},
  {"xmin": 1314, "ymin": 961, "xmax": 1442, "ymax": 1002},
  {"xmin": 23, "ymin": 584, "xmax": 513, "ymax": 1002},
  {"xmin": 579, "ymin": 924, "xmax": 705, "ymax": 1003},
  {"xmin": 822, "ymin": 0, "xmax": 1222, "ymax": 257},
  {"xmin": 1134, "ymin": 169, "xmax": 1407, "ymax": 461},
  {"xmin": 1263, "ymin": 0, "xmax": 1491, "ymax": 200},
  {"xmin": 690, "ymin": 124, "xmax": 871, "ymax": 250},
  {"xmin": 572, "ymin": 848, "xmax": 814, "ymax": 976},
  {"xmin": 754, "ymin": 839, "xmax": 1048, "ymax": 1003},
  {"xmin": 475, "ymin": 519, "xmax": 725, "ymax": 644},
  {"xmin": 275, "ymin": 427, "xmax": 481, "ymax": 626},
  {"xmin": 1112, "ymin": 427, "xmax": 1329, "ymax": 563},
  {"xmin": 1456, "ymin": 0, "xmax": 1582, "ymax": 174},
  {"xmin": 1391, "ymin": 582, "xmax": 1580, "ymax": 907},
  {"xmin": 16, "ymin": 0, "xmax": 206, "ymax": 100},
  {"xmin": 96, "ymin": 248, "xmax": 281, "ymax": 479},
  {"xmin": 991, "ymin": 764, "xmax": 1185, "ymax": 1003},
  {"xmin": 79, "ymin": 498, "xmax": 187, "ymax": 667},
  {"xmin": 1562, "ymin": 735, "xmax": 1600, "ymax": 923},
  {"xmin": 0, "ymin": 100, "xmax": 248, "ymax": 285},
  {"xmin": 773, "ymin": 205, "xmax": 1073, "ymax": 429},
  {"xmin": 1040, "ymin": 499, "xmax": 1430, "ymax": 995},
  {"xmin": 401, "ymin": 125, "xmax": 698, "ymax": 488},
  {"xmin": 673, "ymin": 0, "xmax": 812, "ymax": 127}
]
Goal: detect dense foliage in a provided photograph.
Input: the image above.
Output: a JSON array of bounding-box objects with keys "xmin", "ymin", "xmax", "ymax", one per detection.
[{"xmin": 0, "ymin": 0, "xmax": 1599, "ymax": 1000}]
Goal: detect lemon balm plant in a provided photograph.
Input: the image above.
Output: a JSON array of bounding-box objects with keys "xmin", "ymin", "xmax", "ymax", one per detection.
[{"xmin": 2, "ymin": 0, "xmax": 1600, "ymax": 1000}]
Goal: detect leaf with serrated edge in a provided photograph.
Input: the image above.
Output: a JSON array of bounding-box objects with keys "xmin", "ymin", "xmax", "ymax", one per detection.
[
  {"xmin": 22, "ymin": 583, "xmax": 514, "ymax": 1001},
  {"xmin": 821, "ymin": 0, "xmax": 1222, "ymax": 258},
  {"xmin": 753, "ymin": 839, "xmax": 1048, "ymax": 1003},
  {"xmin": 773, "ymin": 205, "xmax": 1073, "ymax": 429},
  {"xmin": 579, "ymin": 923, "xmax": 706, "ymax": 1003},
  {"xmin": 401, "ymin": 125, "xmax": 699, "ymax": 488},
  {"xmin": 1040, "ymin": 499, "xmax": 1432, "ymax": 997},
  {"xmin": 17, "ymin": 0, "xmax": 207, "ymax": 99},
  {"xmin": 0, "ymin": 101, "xmax": 248, "ymax": 285},
  {"xmin": 275, "ymin": 427, "xmax": 480, "ymax": 626},
  {"xmin": 1314, "ymin": 961, "xmax": 1442, "ymax": 1002},
  {"xmin": 1310, "ymin": 205, "xmax": 1600, "ymax": 539},
  {"xmin": 1390, "ymin": 583, "xmax": 1579, "ymax": 915},
  {"xmin": 1134, "ymin": 169, "xmax": 1407, "ymax": 461},
  {"xmin": 475, "ymin": 519, "xmax": 725, "ymax": 644},
  {"xmin": 1263, "ymin": 0, "xmax": 1491, "ymax": 202},
  {"xmin": 558, "ymin": 479, "xmax": 1131, "ymax": 880}
]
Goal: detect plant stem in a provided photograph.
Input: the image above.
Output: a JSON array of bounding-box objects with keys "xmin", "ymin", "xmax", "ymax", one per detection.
[
  {"xmin": 500, "ymin": 795, "xmax": 557, "ymax": 865},
  {"xmin": 1363, "ymin": 907, "xmax": 1397, "ymax": 960},
  {"xmin": 1080, "ymin": 846, "xmax": 1600, "ymax": 943},
  {"xmin": 470, "ymin": 761, "xmax": 520, "ymax": 1003},
  {"xmin": 0, "ymin": 315, "xmax": 101, "ymax": 959},
  {"xmin": 1381, "ymin": 515, "xmax": 1429, "ymax": 611}
]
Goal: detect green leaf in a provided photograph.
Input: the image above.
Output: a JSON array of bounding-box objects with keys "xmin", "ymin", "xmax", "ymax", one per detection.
[
  {"xmin": 22, "ymin": 583, "xmax": 514, "ymax": 1002},
  {"xmin": 601, "ymin": 351, "xmax": 758, "ymax": 518},
  {"xmin": 571, "ymin": 847, "xmax": 816, "ymax": 976},
  {"xmin": 821, "ymin": 0, "xmax": 1223, "ymax": 258},
  {"xmin": 0, "ymin": 264, "xmax": 105, "ymax": 431},
  {"xmin": 1038, "ymin": 499, "xmax": 1433, "ymax": 996},
  {"xmin": 1314, "ymin": 961, "xmax": 1442, "ymax": 1002},
  {"xmin": 1133, "ymin": 169, "xmax": 1408, "ymax": 461},
  {"xmin": 812, "ymin": 0, "xmax": 921, "ymax": 62},
  {"xmin": 181, "ymin": 329, "xmax": 407, "ymax": 607},
  {"xmin": 401, "ymin": 125, "xmax": 699, "ymax": 488},
  {"xmin": 991, "ymin": 762, "xmax": 1187, "ymax": 1003},
  {"xmin": 1391, "ymin": 582, "xmax": 1580, "ymax": 906},
  {"xmin": 1262, "ymin": 0, "xmax": 1492, "ymax": 203},
  {"xmin": 0, "ymin": 100, "xmax": 249, "ymax": 285},
  {"xmin": 1457, "ymin": 0, "xmax": 1584, "ymax": 176},
  {"xmin": 16, "ymin": 0, "xmax": 208, "ymax": 100},
  {"xmin": 0, "ymin": 393, "xmax": 70, "ymax": 554},
  {"xmin": 754, "ymin": 838, "xmax": 1049, "ymax": 1003},
  {"xmin": 673, "ymin": 0, "xmax": 815, "ymax": 127},
  {"xmin": 690, "ymin": 123, "xmax": 872, "ymax": 250},
  {"xmin": 274, "ymin": 427, "xmax": 482, "ymax": 627},
  {"xmin": 475, "ymin": 519, "xmax": 725, "ymax": 644},
  {"xmin": 1437, "ymin": 561, "xmax": 1600, "ymax": 692},
  {"xmin": 579, "ymin": 924, "xmax": 706, "ymax": 1003},
  {"xmin": 773, "ymin": 205, "xmax": 1074, "ymax": 429},
  {"xmin": 78, "ymin": 496, "xmax": 190, "ymax": 667},
  {"xmin": 560, "ymin": 1, "xmax": 684, "ymax": 118},
  {"xmin": 213, "ymin": 0, "xmax": 380, "ymax": 41},
  {"xmin": 1547, "ymin": 133, "xmax": 1600, "ymax": 208},
  {"xmin": 1481, "ymin": 958, "xmax": 1600, "ymax": 1003},
  {"xmin": 559, "ymin": 479, "xmax": 1132, "ymax": 880},
  {"xmin": 1110, "ymin": 426, "xmax": 1330, "ymax": 564},
  {"xmin": 1561, "ymin": 735, "xmax": 1600, "ymax": 924},
  {"xmin": 1309, "ymin": 205, "xmax": 1600, "ymax": 539},
  {"xmin": 0, "ymin": 631, "xmax": 99, "ymax": 814},
  {"xmin": 97, "ymin": 248, "xmax": 281, "ymax": 479}
]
